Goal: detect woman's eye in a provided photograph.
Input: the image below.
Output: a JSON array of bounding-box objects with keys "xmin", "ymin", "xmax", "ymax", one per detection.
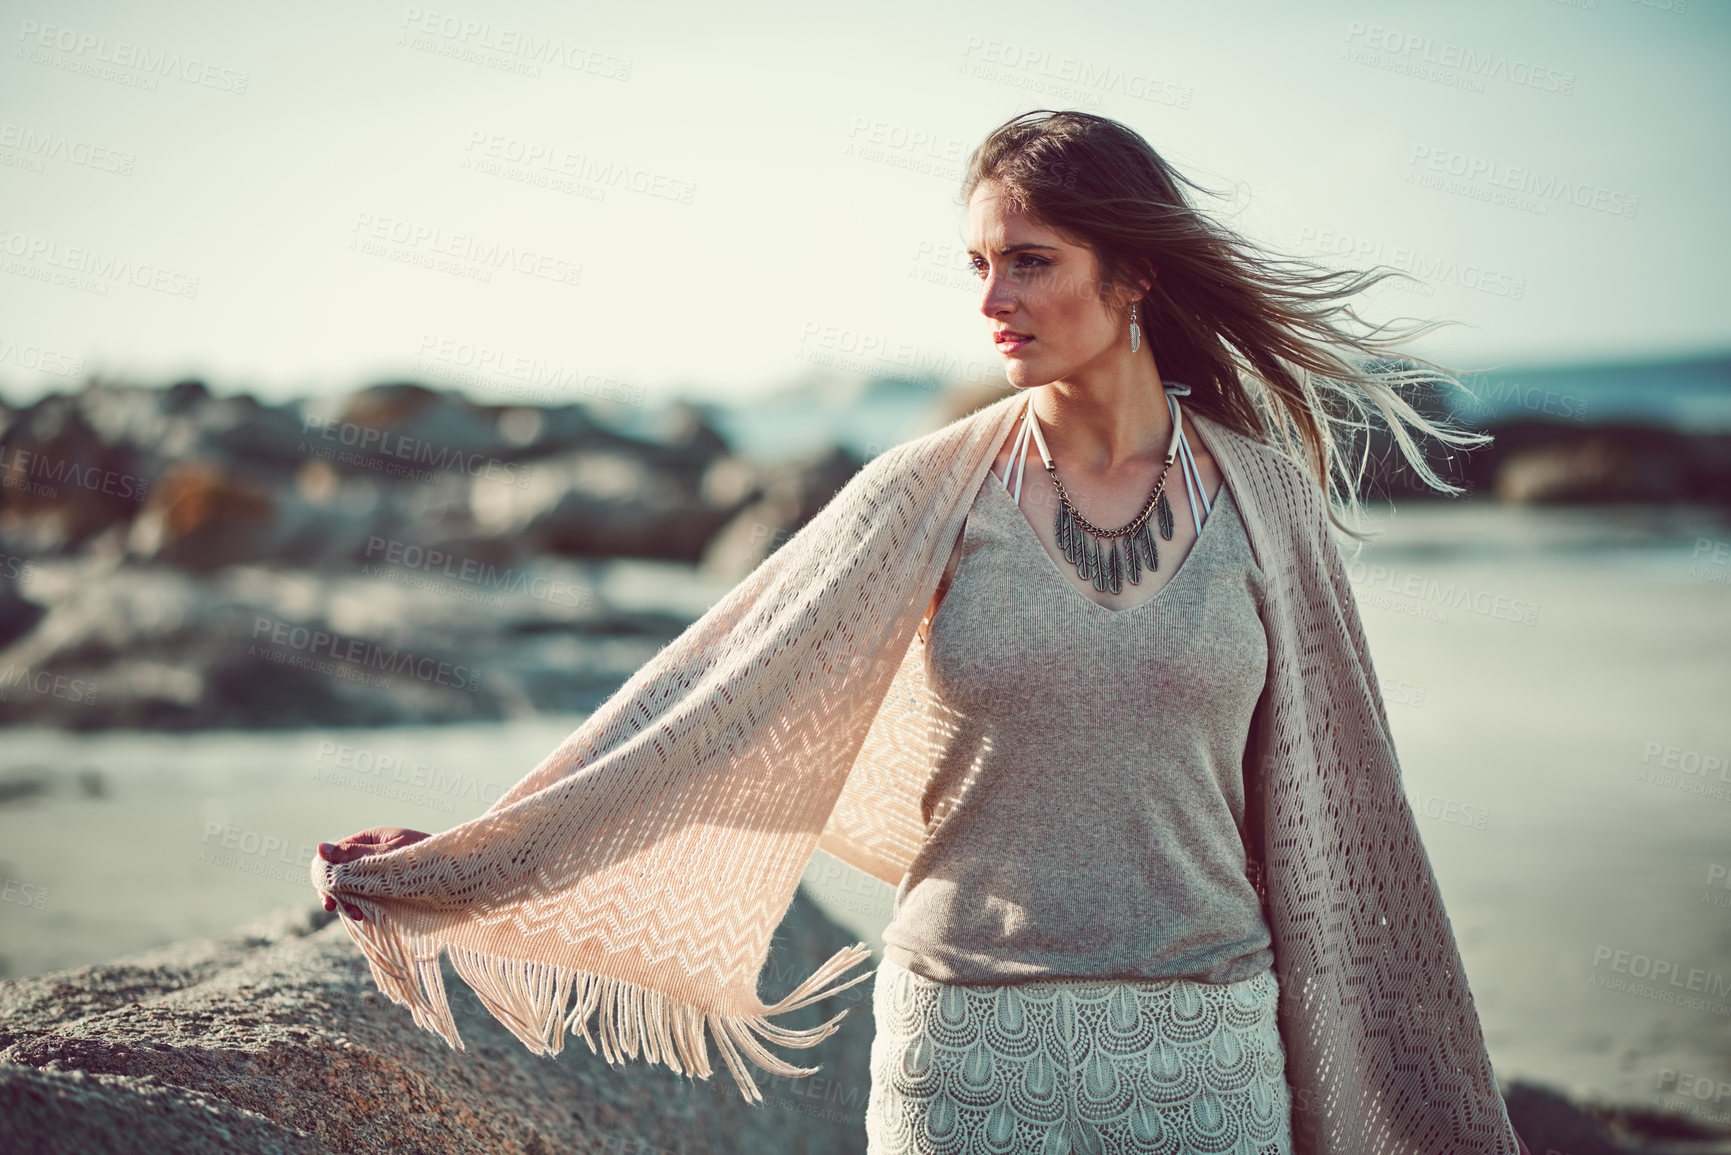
[{"xmin": 970, "ymin": 255, "xmax": 1049, "ymax": 277}]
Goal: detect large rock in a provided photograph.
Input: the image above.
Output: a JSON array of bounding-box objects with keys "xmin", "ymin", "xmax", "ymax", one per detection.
[
  {"xmin": 0, "ymin": 892, "xmax": 877, "ymax": 1154},
  {"xmin": 472, "ymin": 449, "xmax": 748, "ymax": 563},
  {"xmin": 4, "ymin": 903, "xmax": 1724, "ymax": 1155},
  {"xmin": 1487, "ymin": 422, "xmax": 1731, "ymax": 505},
  {"xmin": 0, "ymin": 391, "xmax": 155, "ymax": 555},
  {"xmin": 0, "ymin": 557, "xmax": 691, "ymax": 729},
  {"xmin": 0, "ymin": 568, "xmax": 44, "ymax": 651},
  {"xmin": 701, "ymin": 446, "xmax": 865, "ymax": 581},
  {"xmin": 1, "ymin": 379, "xmax": 764, "ymax": 572},
  {"xmin": 1504, "ymin": 1079, "xmax": 1731, "ymax": 1154}
]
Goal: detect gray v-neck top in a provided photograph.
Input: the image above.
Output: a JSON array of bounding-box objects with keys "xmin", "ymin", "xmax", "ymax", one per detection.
[{"xmin": 879, "ymin": 470, "xmax": 1275, "ymax": 986}]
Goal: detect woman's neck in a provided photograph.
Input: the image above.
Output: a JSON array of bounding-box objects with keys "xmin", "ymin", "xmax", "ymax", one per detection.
[{"xmin": 1029, "ymin": 355, "xmax": 1173, "ymax": 472}]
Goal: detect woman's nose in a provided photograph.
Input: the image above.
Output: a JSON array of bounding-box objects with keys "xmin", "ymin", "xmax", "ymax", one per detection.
[{"xmin": 978, "ymin": 270, "xmax": 1015, "ymax": 319}]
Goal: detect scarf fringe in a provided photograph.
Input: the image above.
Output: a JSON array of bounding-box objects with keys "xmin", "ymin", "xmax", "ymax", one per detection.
[{"xmin": 334, "ymin": 908, "xmax": 877, "ymax": 1103}]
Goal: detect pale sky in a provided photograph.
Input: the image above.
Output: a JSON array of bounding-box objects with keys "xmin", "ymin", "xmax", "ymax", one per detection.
[{"xmin": 1, "ymin": 0, "xmax": 1725, "ymax": 408}]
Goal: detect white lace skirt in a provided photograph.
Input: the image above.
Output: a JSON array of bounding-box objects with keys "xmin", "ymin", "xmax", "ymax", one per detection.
[{"xmin": 865, "ymin": 958, "xmax": 1294, "ymax": 1155}]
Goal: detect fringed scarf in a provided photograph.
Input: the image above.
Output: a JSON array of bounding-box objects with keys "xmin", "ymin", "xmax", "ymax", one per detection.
[{"xmin": 312, "ymin": 391, "xmax": 1522, "ymax": 1154}]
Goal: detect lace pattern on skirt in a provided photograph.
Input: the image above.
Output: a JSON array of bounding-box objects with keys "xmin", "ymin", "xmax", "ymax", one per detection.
[{"xmin": 866, "ymin": 959, "xmax": 1293, "ymax": 1155}]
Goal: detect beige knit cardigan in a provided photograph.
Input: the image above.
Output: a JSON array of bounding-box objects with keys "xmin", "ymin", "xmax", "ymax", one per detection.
[{"xmin": 313, "ymin": 390, "xmax": 1523, "ymax": 1155}]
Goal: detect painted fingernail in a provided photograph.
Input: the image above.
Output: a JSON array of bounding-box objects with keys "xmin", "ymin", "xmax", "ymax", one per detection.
[{"xmin": 318, "ymin": 843, "xmax": 338, "ymax": 859}]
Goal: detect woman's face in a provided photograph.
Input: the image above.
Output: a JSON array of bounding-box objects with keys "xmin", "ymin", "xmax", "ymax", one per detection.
[{"xmin": 967, "ymin": 181, "xmax": 1135, "ymax": 390}]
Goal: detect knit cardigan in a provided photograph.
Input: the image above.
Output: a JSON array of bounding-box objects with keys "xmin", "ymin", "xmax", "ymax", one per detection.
[{"xmin": 313, "ymin": 389, "xmax": 1523, "ymax": 1155}]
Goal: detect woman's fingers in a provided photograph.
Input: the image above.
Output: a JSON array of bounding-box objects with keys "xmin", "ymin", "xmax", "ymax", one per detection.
[
  {"xmin": 317, "ymin": 827, "xmax": 432, "ymax": 864},
  {"xmin": 317, "ymin": 827, "xmax": 430, "ymax": 920}
]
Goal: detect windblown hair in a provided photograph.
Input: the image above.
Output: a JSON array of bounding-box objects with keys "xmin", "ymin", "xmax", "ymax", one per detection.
[{"xmin": 961, "ymin": 109, "xmax": 1492, "ymax": 544}]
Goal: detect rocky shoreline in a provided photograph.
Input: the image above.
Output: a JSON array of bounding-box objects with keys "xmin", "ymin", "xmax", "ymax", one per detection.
[
  {"xmin": 1, "ymin": 375, "xmax": 1729, "ymax": 730},
  {"xmin": 0, "ymin": 894, "xmax": 876, "ymax": 1155},
  {"xmin": 2, "ymin": 897, "xmax": 1727, "ymax": 1155},
  {"xmin": 0, "ymin": 378, "xmax": 862, "ymax": 729}
]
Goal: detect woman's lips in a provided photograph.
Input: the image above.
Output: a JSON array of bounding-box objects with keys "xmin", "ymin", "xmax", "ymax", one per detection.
[{"xmin": 994, "ymin": 333, "xmax": 1034, "ymax": 354}]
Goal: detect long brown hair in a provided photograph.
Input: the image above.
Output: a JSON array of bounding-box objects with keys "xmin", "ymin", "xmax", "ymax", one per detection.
[{"xmin": 961, "ymin": 109, "xmax": 1490, "ymax": 543}]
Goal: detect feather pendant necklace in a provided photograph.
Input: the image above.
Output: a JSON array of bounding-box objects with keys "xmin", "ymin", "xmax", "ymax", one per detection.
[{"xmin": 1022, "ymin": 393, "xmax": 1183, "ymax": 596}]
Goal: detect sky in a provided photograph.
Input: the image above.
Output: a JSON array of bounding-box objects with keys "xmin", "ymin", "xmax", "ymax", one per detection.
[{"xmin": 0, "ymin": 0, "xmax": 1726, "ymax": 408}]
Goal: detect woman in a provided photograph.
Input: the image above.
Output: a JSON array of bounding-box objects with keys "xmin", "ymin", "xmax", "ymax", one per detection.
[{"xmin": 314, "ymin": 111, "xmax": 1531, "ymax": 1155}]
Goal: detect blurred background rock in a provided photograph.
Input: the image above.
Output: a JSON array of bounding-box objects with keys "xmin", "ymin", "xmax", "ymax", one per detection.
[{"xmin": 1, "ymin": 357, "xmax": 1725, "ymax": 729}]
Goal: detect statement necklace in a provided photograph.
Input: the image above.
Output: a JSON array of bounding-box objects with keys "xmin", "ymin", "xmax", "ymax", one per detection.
[{"xmin": 1022, "ymin": 393, "xmax": 1182, "ymax": 596}]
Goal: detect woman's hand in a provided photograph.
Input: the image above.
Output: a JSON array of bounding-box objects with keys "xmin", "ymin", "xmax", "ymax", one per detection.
[{"xmin": 314, "ymin": 826, "xmax": 430, "ymax": 921}]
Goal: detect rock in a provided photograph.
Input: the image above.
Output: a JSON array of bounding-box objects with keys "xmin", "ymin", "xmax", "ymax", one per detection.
[
  {"xmin": 0, "ymin": 569, "xmax": 44, "ymax": 650},
  {"xmin": 1344, "ymin": 398, "xmax": 1731, "ymax": 506},
  {"xmin": 701, "ymin": 446, "xmax": 865, "ymax": 581},
  {"xmin": 0, "ymin": 892, "xmax": 877, "ymax": 1154},
  {"xmin": 0, "ymin": 766, "xmax": 50, "ymax": 806},
  {"xmin": 1, "ymin": 379, "xmax": 761, "ymax": 573},
  {"xmin": 1503, "ymin": 1078, "xmax": 1731, "ymax": 1154},
  {"xmin": 0, "ymin": 556, "xmax": 690, "ymax": 730},
  {"xmin": 308, "ymin": 382, "xmax": 529, "ymax": 483},
  {"xmin": 0, "ymin": 391, "xmax": 154, "ymax": 554},
  {"xmin": 126, "ymin": 459, "xmax": 394, "ymax": 573},
  {"xmin": 1489, "ymin": 423, "xmax": 1731, "ymax": 504},
  {"xmin": 126, "ymin": 461, "xmax": 277, "ymax": 572},
  {"xmin": 472, "ymin": 448, "xmax": 746, "ymax": 563}
]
